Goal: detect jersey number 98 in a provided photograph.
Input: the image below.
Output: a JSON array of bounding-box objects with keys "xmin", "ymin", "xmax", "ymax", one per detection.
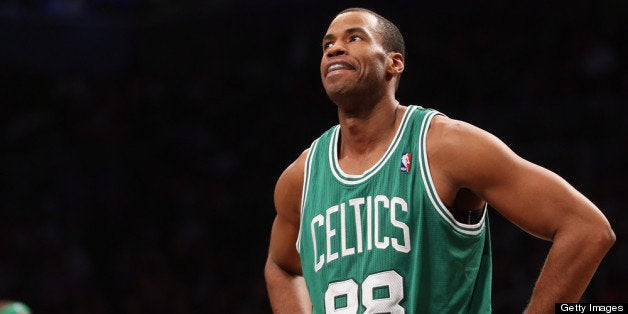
[{"xmin": 324, "ymin": 270, "xmax": 404, "ymax": 313}]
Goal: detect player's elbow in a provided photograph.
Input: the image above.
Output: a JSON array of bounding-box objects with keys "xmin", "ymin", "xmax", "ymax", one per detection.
[
  {"xmin": 558, "ymin": 211, "xmax": 615, "ymax": 257},
  {"xmin": 265, "ymin": 255, "xmax": 297, "ymax": 286},
  {"xmin": 265, "ymin": 256, "xmax": 278, "ymax": 283},
  {"xmin": 597, "ymin": 221, "xmax": 615, "ymax": 250},
  {"xmin": 584, "ymin": 217, "xmax": 615, "ymax": 254}
]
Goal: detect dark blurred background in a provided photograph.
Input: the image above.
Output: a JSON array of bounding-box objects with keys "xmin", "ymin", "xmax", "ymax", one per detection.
[{"xmin": 0, "ymin": 0, "xmax": 625, "ymax": 313}]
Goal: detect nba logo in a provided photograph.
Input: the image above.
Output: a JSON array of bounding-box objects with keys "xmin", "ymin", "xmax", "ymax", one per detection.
[{"xmin": 400, "ymin": 153, "xmax": 412, "ymax": 173}]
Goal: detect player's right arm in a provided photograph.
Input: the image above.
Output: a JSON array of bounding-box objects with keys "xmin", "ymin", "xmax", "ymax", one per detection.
[{"xmin": 265, "ymin": 150, "xmax": 312, "ymax": 314}]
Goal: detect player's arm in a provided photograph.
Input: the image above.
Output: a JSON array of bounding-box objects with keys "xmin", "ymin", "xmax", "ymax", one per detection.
[
  {"xmin": 428, "ymin": 116, "xmax": 615, "ymax": 313},
  {"xmin": 265, "ymin": 150, "xmax": 312, "ymax": 314}
]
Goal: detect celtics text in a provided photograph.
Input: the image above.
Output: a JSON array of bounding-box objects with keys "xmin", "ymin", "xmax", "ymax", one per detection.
[{"xmin": 308, "ymin": 195, "xmax": 411, "ymax": 272}]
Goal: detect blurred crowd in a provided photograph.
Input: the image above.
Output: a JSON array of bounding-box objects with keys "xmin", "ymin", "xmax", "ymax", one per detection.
[{"xmin": 0, "ymin": 1, "xmax": 626, "ymax": 313}]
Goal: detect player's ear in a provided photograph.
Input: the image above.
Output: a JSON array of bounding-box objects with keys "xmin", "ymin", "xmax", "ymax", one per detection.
[{"xmin": 387, "ymin": 52, "xmax": 404, "ymax": 76}]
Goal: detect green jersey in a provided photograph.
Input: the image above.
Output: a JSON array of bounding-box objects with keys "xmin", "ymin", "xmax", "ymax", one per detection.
[{"xmin": 297, "ymin": 106, "xmax": 492, "ymax": 313}]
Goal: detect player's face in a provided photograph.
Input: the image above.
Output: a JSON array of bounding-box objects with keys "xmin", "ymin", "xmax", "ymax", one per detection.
[{"xmin": 320, "ymin": 11, "xmax": 389, "ymax": 100}]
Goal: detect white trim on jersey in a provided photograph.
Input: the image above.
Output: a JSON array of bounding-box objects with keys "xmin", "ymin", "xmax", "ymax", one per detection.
[
  {"xmin": 329, "ymin": 106, "xmax": 418, "ymax": 185},
  {"xmin": 418, "ymin": 111, "xmax": 487, "ymax": 236},
  {"xmin": 297, "ymin": 138, "xmax": 319, "ymax": 253}
]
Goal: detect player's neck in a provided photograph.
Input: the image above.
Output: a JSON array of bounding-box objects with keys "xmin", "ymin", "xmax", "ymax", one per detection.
[{"xmin": 337, "ymin": 98, "xmax": 405, "ymax": 160}]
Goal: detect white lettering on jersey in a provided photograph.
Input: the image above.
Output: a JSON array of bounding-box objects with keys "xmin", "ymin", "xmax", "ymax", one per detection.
[
  {"xmin": 311, "ymin": 214, "xmax": 324, "ymax": 272},
  {"xmin": 374, "ymin": 195, "xmax": 390, "ymax": 249},
  {"xmin": 310, "ymin": 195, "xmax": 411, "ymax": 272}
]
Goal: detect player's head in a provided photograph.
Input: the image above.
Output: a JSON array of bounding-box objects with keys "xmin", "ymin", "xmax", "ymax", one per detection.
[
  {"xmin": 321, "ymin": 8, "xmax": 405, "ymax": 103},
  {"xmin": 338, "ymin": 8, "xmax": 405, "ymax": 60}
]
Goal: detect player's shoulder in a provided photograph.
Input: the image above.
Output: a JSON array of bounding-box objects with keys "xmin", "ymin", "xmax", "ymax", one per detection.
[
  {"xmin": 281, "ymin": 148, "xmax": 309, "ymax": 181},
  {"xmin": 274, "ymin": 149, "xmax": 309, "ymax": 216},
  {"xmin": 428, "ymin": 115, "xmax": 489, "ymax": 146},
  {"xmin": 275, "ymin": 148, "xmax": 309, "ymax": 194},
  {"xmin": 427, "ymin": 115, "xmax": 512, "ymax": 164}
]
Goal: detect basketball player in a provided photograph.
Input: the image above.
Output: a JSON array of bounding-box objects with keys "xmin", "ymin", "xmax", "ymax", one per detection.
[{"xmin": 265, "ymin": 8, "xmax": 615, "ymax": 313}]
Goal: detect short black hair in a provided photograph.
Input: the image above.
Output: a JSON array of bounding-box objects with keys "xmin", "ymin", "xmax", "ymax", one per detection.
[{"xmin": 338, "ymin": 8, "xmax": 405, "ymax": 58}]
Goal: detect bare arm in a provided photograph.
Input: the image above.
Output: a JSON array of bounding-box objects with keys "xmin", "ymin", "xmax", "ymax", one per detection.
[
  {"xmin": 265, "ymin": 151, "xmax": 312, "ymax": 313},
  {"xmin": 428, "ymin": 116, "xmax": 615, "ymax": 313}
]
